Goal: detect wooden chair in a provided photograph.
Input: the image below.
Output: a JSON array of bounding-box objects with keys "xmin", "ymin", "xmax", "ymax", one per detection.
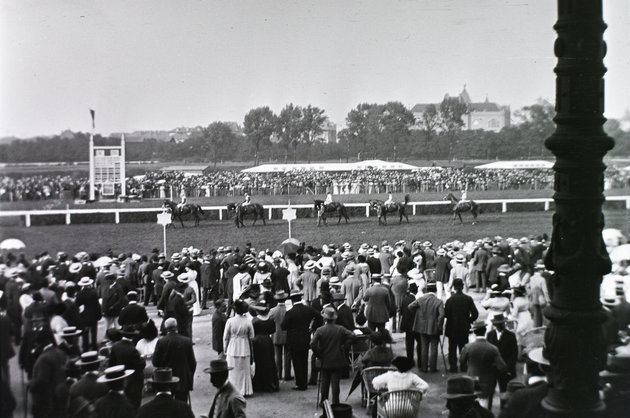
[
  {"xmin": 361, "ymin": 366, "xmax": 395, "ymax": 408},
  {"xmin": 376, "ymin": 389, "xmax": 423, "ymax": 418}
]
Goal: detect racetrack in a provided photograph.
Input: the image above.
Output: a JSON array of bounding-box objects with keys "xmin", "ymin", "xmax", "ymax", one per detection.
[{"xmin": 2, "ymin": 209, "xmax": 628, "ymax": 256}]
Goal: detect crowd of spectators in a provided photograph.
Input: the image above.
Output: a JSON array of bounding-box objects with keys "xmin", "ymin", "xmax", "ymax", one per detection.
[{"xmin": 2, "ymin": 166, "xmax": 628, "ymax": 201}]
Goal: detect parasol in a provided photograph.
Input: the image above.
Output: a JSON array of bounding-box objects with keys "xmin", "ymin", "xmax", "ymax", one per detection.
[
  {"xmin": 0, "ymin": 238, "xmax": 26, "ymax": 251},
  {"xmin": 279, "ymin": 238, "xmax": 300, "ymax": 255},
  {"xmin": 94, "ymin": 256, "xmax": 113, "ymax": 268}
]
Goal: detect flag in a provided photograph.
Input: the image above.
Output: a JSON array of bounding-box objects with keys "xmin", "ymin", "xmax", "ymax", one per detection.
[{"xmin": 89, "ymin": 109, "xmax": 95, "ymax": 129}]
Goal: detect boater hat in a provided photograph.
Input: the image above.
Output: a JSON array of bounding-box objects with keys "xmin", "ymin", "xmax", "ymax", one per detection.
[
  {"xmin": 161, "ymin": 271, "xmax": 175, "ymax": 280},
  {"xmin": 77, "ymin": 277, "xmax": 94, "ymax": 287},
  {"xmin": 96, "ymin": 365, "xmax": 134, "ymax": 383},
  {"xmin": 61, "ymin": 326, "xmax": 82, "ymax": 338},
  {"xmin": 75, "ymin": 351, "xmax": 106, "ymax": 366}
]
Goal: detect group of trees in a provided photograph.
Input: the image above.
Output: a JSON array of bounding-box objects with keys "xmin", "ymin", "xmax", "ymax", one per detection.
[{"xmin": 1, "ymin": 100, "xmax": 629, "ymax": 165}]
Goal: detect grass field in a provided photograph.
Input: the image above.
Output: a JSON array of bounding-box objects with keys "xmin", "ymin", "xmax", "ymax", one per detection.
[{"xmin": 2, "ymin": 209, "xmax": 628, "ymax": 257}]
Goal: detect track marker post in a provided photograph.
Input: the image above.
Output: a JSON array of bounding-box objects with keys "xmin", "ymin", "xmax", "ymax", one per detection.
[
  {"xmin": 282, "ymin": 200, "xmax": 297, "ymax": 239},
  {"xmin": 157, "ymin": 211, "xmax": 172, "ymax": 255}
]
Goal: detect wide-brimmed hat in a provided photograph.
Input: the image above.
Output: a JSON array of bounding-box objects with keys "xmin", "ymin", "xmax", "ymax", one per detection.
[
  {"xmin": 178, "ymin": 273, "xmax": 192, "ymax": 284},
  {"xmin": 369, "ymin": 329, "xmax": 393, "ymax": 345},
  {"xmin": 69, "ymin": 262, "xmax": 82, "ymax": 274},
  {"xmin": 321, "ymin": 306, "xmax": 338, "ymax": 320},
  {"xmin": 96, "ymin": 365, "xmax": 134, "ymax": 383},
  {"xmin": 391, "ymin": 356, "xmax": 414, "ymax": 373},
  {"xmin": 77, "ymin": 277, "xmax": 94, "ymax": 287},
  {"xmin": 148, "ymin": 367, "xmax": 180, "ymax": 384},
  {"xmin": 436, "ymin": 248, "xmax": 446, "ymax": 256},
  {"xmin": 497, "ymin": 264, "xmax": 512, "ymax": 274},
  {"xmin": 346, "ymin": 265, "xmax": 356, "ymax": 274},
  {"xmin": 75, "ymin": 351, "xmax": 106, "ymax": 366},
  {"xmin": 61, "ymin": 326, "xmax": 82, "ymax": 337},
  {"xmin": 161, "ymin": 271, "xmax": 174, "ymax": 280},
  {"xmin": 528, "ymin": 347, "xmax": 551, "ymax": 366},
  {"xmin": 491, "ymin": 313, "xmax": 507, "ymax": 324},
  {"xmin": 121, "ymin": 324, "xmax": 140, "ymax": 336},
  {"xmin": 304, "ymin": 260, "xmax": 317, "ymax": 271},
  {"xmin": 204, "ymin": 359, "xmax": 233, "ymax": 374},
  {"xmin": 289, "ymin": 290, "xmax": 303, "ymax": 299},
  {"xmin": 455, "ymin": 254, "xmax": 466, "ymax": 263},
  {"xmin": 470, "ymin": 320, "xmax": 487, "ymax": 333},
  {"xmin": 500, "ymin": 381, "xmax": 526, "ymax": 401},
  {"xmin": 444, "ymin": 376, "xmax": 477, "ymax": 399},
  {"xmin": 274, "ymin": 290, "xmax": 288, "ymax": 300}
]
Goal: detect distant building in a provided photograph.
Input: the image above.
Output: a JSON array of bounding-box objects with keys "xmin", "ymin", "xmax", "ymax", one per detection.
[
  {"xmin": 412, "ymin": 86, "xmax": 511, "ymax": 133},
  {"xmin": 318, "ymin": 120, "xmax": 337, "ymax": 143}
]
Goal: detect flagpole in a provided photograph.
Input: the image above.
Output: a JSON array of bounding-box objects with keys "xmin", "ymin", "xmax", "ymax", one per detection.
[
  {"xmin": 120, "ymin": 133, "xmax": 126, "ymax": 196},
  {"xmin": 89, "ymin": 110, "xmax": 95, "ymax": 201},
  {"xmin": 288, "ymin": 200, "xmax": 292, "ymax": 239}
]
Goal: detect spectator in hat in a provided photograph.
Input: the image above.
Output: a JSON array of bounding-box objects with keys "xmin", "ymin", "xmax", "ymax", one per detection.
[
  {"xmin": 108, "ymin": 325, "xmax": 145, "ymax": 409},
  {"xmin": 435, "ymin": 247, "xmax": 452, "ymax": 300},
  {"xmin": 212, "ymin": 299, "xmax": 228, "ymax": 356},
  {"xmin": 399, "ymin": 282, "xmax": 420, "ymax": 364},
  {"xmin": 152, "ymin": 317, "xmax": 197, "ymax": 402},
  {"xmin": 528, "ymin": 263, "xmax": 550, "ymax": 327},
  {"xmin": 340, "ymin": 264, "xmax": 362, "ymax": 308},
  {"xmin": 271, "ymin": 257, "xmax": 291, "ymax": 293},
  {"xmin": 471, "ymin": 241, "xmax": 490, "ymax": 293},
  {"xmin": 269, "ymin": 290, "xmax": 291, "ymax": 381},
  {"xmin": 482, "ymin": 285, "xmax": 511, "ymax": 329},
  {"xmin": 363, "ymin": 274, "xmax": 393, "ymax": 333},
  {"xmin": 297, "ymin": 260, "xmax": 319, "ymax": 304},
  {"xmin": 459, "ymin": 321, "xmax": 507, "ymax": 410},
  {"xmin": 164, "ymin": 281, "xmax": 190, "ymax": 337},
  {"xmin": 251, "ymin": 301, "xmax": 279, "ymax": 393},
  {"xmin": 379, "ymin": 244, "xmax": 394, "ymax": 278},
  {"xmin": 510, "ymin": 286, "xmax": 534, "ymax": 340},
  {"xmin": 76, "ymin": 277, "xmax": 101, "ymax": 351},
  {"xmin": 408, "ymin": 281, "xmax": 444, "ymax": 372},
  {"xmin": 445, "ymin": 278, "xmax": 479, "ymax": 373},
  {"xmin": 224, "ymin": 300, "xmax": 254, "ymax": 396},
  {"xmin": 444, "ymin": 375, "xmax": 493, "ymax": 418},
  {"xmin": 117, "ymin": 291, "xmax": 148, "ymax": 332},
  {"xmin": 310, "ymin": 306, "xmax": 356, "ymax": 405},
  {"xmin": 29, "ymin": 329, "xmax": 68, "ymax": 418},
  {"xmin": 485, "ymin": 247, "xmax": 507, "ymax": 290},
  {"xmin": 447, "ymin": 254, "xmax": 470, "ymax": 296},
  {"xmin": 101, "ymin": 273, "xmax": 127, "ymax": 330},
  {"xmin": 361, "ymin": 329, "xmax": 394, "ymax": 368},
  {"xmin": 137, "ymin": 367, "xmax": 194, "ymax": 418},
  {"xmin": 93, "ymin": 366, "xmax": 136, "ymax": 418},
  {"xmin": 204, "ymin": 358, "xmax": 247, "ymax": 418},
  {"xmin": 332, "ymin": 291, "xmax": 355, "ymax": 331},
  {"xmin": 487, "ymin": 313, "xmax": 518, "ymax": 398},
  {"xmin": 69, "ymin": 351, "xmax": 108, "ymax": 403},
  {"xmin": 151, "ymin": 261, "xmax": 166, "ymax": 306}
]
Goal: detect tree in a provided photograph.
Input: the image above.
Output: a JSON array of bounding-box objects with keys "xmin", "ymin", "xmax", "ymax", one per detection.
[
  {"xmin": 275, "ymin": 104, "xmax": 303, "ymax": 162},
  {"xmin": 439, "ymin": 96, "xmax": 469, "ymax": 160},
  {"xmin": 243, "ymin": 106, "xmax": 276, "ymax": 166},
  {"xmin": 344, "ymin": 103, "xmax": 381, "ymax": 159},
  {"xmin": 515, "ymin": 99, "xmax": 555, "ymax": 157},
  {"xmin": 200, "ymin": 122, "xmax": 236, "ymax": 168},
  {"xmin": 418, "ymin": 104, "xmax": 440, "ymax": 145},
  {"xmin": 379, "ymin": 101, "xmax": 415, "ymax": 160},
  {"xmin": 299, "ymin": 105, "xmax": 327, "ymax": 163}
]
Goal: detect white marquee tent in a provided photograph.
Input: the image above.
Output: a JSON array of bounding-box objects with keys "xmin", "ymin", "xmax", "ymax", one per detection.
[
  {"xmin": 474, "ymin": 160, "xmax": 554, "ymax": 170},
  {"xmin": 241, "ymin": 159, "xmax": 419, "ymax": 173}
]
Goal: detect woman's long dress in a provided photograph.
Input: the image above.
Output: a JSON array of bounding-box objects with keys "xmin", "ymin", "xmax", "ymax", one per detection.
[
  {"xmin": 511, "ymin": 296, "xmax": 534, "ymax": 340},
  {"xmin": 251, "ymin": 316, "xmax": 279, "ymax": 392},
  {"xmin": 224, "ymin": 314, "xmax": 254, "ymax": 396},
  {"xmin": 189, "ymin": 280, "xmax": 202, "ymax": 316}
]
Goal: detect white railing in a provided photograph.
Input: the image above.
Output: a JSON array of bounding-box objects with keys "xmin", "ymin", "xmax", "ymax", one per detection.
[{"xmin": 1, "ymin": 196, "xmax": 629, "ymax": 227}]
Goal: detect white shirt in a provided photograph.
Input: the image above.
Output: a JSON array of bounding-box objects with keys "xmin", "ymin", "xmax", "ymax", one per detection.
[{"xmin": 372, "ymin": 371, "xmax": 429, "ymax": 394}]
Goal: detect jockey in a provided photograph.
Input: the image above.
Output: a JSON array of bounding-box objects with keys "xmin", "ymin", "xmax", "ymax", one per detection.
[
  {"xmin": 177, "ymin": 189, "xmax": 187, "ymax": 210},
  {"xmin": 384, "ymin": 193, "xmax": 394, "ymax": 208},
  {"xmin": 242, "ymin": 193, "xmax": 251, "ymax": 206},
  {"xmin": 324, "ymin": 193, "xmax": 333, "ymax": 207},
  {"xmin": 461, "ymin": 189, "xmax": 469, "ymax": 204}
]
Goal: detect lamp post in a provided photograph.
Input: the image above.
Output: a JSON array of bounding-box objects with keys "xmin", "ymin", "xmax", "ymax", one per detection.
[{"xmin": 543, "ymin": 1, "xmax": 613, "ymax": 415}]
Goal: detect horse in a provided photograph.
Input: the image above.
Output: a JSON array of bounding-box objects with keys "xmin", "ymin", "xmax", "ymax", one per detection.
[
  {"xmin": 443, "ymin": 192, "xmax": 480, "ymax": 224},
  {"xmin": 313, "ymin": 200, "xmax": 350, "ymax": 226},
  {"xmin": 227, "ymin": 202, "xmax": 266, "ymax": 228},
  {"xmin": 162, "ymin": 199, "xmax": 204, "ymax": 228},
  {"xmin": 369, "ymin": 194, "xmax": 410, "ymax": 225}
]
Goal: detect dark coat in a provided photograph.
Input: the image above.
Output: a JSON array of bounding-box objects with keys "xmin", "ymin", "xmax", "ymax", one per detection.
[
  {"xmin": 486, "ymin": 255, "xmax": 507, "ymax": 286},
  {"xmin": 94, "ymin": 391, "xmax": 136, "ymax": 418},
  {"xmin": 152, "ymin": 331, "xmax": 197, "ymax": 392},
  {"xmin": 409, "ymin": 292, "xmax": 444, "ymax": 335},
  {"xmin": 76, "ymin": 287, "xmax": 101, "ymax": 324},
  {"xmin": 399, "ymin": 292, "xmax": 417, "ymax": 333},
  {"xmin": 117, "ymin": 302, "xmax": 148, "ymax": 328},
  {"xmin": 498, "ymin": 381, "xmax": 548, "ymax": 418},
  {"xmin": 281, "ymin": 302, "xmax": 320, "ymax": 348},
  {"xmin": 435, "ymin": 255, "xmax": 452, "ymax": 283},
  {"xmin": 444, "ymin": 292, "xmax": 479, "ymax": 339},
  {"xmin": 29, "ymin": 345, "xmax": 67, "ymax": 417},
  {"xmin": 108, "ymin": 338, "xmax": 145, "ymax": 401},
  {"xmin": 459, "ymin": 338, "xmax": 507, "ymax": 397},
  {"xmin": 136, "ymin": 393, "xmax": 195, "ymax": 418},
  {"xmin": 363, "ymin": 284, "xmax": 392, "ymax": 324},
  {"xmin": 271, "ymin": 267, "xmax": 290, "ymax": 293},
  {"xmin": 310, "ymin": 323, "xmax": 355, "ymax": 369},
  {"xmin": 487, "ymin": 329, "xmax": 518, "ymax": 378},
  {"xmin": 69, "ymin": 372, "xmax": 108, "ymax": 402},
  {"xmin": 102, "ymin": 281, "xmax": 127, "ymax": 318},
  {"xmin": 212, "ymin": 310, "xmax": 227, "ymax": 353},
  {"xmin": 336, "ymin": 303, "xmax": 355, "ymax": 331},
  {"xmin": 208, "ymin": 381, "xmax": 247, "ymax": 418},
  {"xmin": 366, "ymin": 257, "xmax": 381, "ymax": 276}
]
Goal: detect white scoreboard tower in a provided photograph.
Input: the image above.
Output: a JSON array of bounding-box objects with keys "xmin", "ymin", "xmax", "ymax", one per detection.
[{"xmin": 88, "ymin": 133, "xmax": 126, "ymax": 200}]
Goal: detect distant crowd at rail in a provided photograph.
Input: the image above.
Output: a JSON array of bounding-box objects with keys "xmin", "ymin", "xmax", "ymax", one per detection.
[
  {"xmin": 1, "ymin": 229, "xmax": 629, "ymax": 417},
  {"xmin": 3, "ymin": 166, "xmax": 629, "ymax": 201}
]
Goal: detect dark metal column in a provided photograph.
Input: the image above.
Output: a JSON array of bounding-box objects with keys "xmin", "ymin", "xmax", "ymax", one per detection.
[{"xmin": 543, "ymin": 0, "xmax": 614, "ymax": 415}]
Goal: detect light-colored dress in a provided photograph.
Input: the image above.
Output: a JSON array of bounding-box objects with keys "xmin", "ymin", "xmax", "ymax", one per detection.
[
  {"xmin": 372, "ymin": 370, "xmax": 428, "ymax": 415},
  {"xmin": 189, "ymin": 279, "xmax": 202, "ymax": 316},
  {"xmin": 511, "ymin": 296, "xmax": 533, "ymax": 340},
  {"xmin": 224, "ymin": 314, "xmax": 255, "ymax": 396}
]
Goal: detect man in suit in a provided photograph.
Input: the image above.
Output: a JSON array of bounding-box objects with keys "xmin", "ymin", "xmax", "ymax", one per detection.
[
  {"xmin": 269, "ymin": 290, "xmax": 291, "ymax": 380},
  {"xmin": 471, "ymin": 241, "xmax": 490, "ymax": 293},
  {"xmin": 200, "ymin": 252, "xmax": 217, "ymax": 309},
  {"xmin": 485, "ymin": 247, "xmax": 507, "ymax": 289},
  {"xmin": 460, "ymin": 321, "xmax": 507, "ymax": 410},
  {"xmin": 363, "ymin": 274, "xmax": 392, "ymax": 332},
  {"xmin": 94, "ymin": 365, "xmax": 136, "ymax": 418},
  {"xmin": 332, "ymin": 292, "xmax": 355, "ymax": 331},
  {"xmin": 137, "ymin": 367, "xmax": 194, "ymax": 418},
  {"xmin": 281, "ymin": 290, "xmax": 321, "ymax": 391},
  {"xmin": 28, "ymin": 330, "xmax": 67, "ymax": 418},
  {"xmin": 212, "ymin": 299, "xmax": 228, "ymax": 356},
  {"xmin": 486, "ymin": 313, "xmax": 518, "ymax": 397},
  {"xmin": 408, "ymin": 282, "xmax": 445, "ymax": 372},
  {"xmin": 117, "ymin": 290, "xmax": 148, "ymax": 332},
  {"xmin": 152, "ymin": 261, "xmax": 166, "ymax": 305},
  {"xmin": 205, "ymin": 358, "xmax": 247, "ymax": 418},
  {"xmin": 76, "ymin": 277, "xmax": 101, "ymax": 351},
  {"xmin": 444, "ymin": 278, "xmax": 479, "ymax": 372},
  {"xmin": 400, "ymin": 282, "xmax": 420, "ymax": 365},
  {"xmin": 69, "ymin": 351, "xmax": 108, "ymax": 403},
  {"xmin": 108, "ymin": 325, "xmax": 145, "ymax": 409},
  {"xmin": 310, "ymin": 306, "xmax": 356, "ymax": 405},
  {"xmin": 297, "ymin": 260, "xmax": 319, "ymax": 304},
  {"xmin": 152, "ymin": 317, "xmax": 197, "ymax": 402}
]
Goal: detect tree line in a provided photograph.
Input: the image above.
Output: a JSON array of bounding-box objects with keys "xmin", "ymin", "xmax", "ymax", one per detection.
[{"xmin": 1, "ymin": 99, "xmax": 628, "ymax": 165}]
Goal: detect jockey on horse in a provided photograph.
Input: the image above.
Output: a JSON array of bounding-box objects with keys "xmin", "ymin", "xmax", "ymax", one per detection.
[
  {"xmin": 177, "ymin": 189, "xmax": 187, "ymax": 210},
  {"xmin": 323, "ymin": 193, "xmax": 333, "ymax": 208},
  {"xmin": 242, "ymin": 193, "xmax": 251, "ymax": 206},
  {"xmin": 383, "ymin": 193, "xmax": 394, "ymax": 210}
]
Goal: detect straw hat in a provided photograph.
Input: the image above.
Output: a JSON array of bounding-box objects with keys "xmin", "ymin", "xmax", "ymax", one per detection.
[{"xmin": 96, "ymin": 365, "xmax": 134, "ymax": 383}]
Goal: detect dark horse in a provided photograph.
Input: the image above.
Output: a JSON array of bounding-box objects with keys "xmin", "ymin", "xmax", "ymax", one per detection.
[
  {"xmin": 369, "ymin": 194, "xmax": 410, "ymax": 225},
  {"xmin": 227, "ymin": 203, "xmax": 266, "ymax": 228},
  {"xmin": 443, "ymin": 192, "xmax": 480, "ymax": 224},
  {"xmin": 313, "ymin": 200, "xmax": 350, "ymax": 226},
  {"xmin": 162, "ymin": 199, "xmax": 204, "ymax": 228}
]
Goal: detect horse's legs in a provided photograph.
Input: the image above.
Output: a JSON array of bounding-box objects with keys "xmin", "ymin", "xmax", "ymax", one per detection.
[
  {"xmin": 458, "ymin": 212, "xmax": 463, "ymax": 224},
  {"xmin": 179, "ymin": 216, "xmax": 185, "ymax": 228}
]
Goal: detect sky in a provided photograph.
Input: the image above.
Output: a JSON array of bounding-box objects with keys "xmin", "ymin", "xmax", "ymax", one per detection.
[{"xmin": 1, "ymin": 0, "xmax": 628, "ymax": 138}]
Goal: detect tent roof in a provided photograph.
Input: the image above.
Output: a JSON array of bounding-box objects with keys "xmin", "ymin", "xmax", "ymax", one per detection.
[
  {"xmin": 241, "ymin": 160, "xmax": 419, "ymax": 173},
  {"xmin": 474, "ymin": 160, "xmax": 554, "ymax": 170}
]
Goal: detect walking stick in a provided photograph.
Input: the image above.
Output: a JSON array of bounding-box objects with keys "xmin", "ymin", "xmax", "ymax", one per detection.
[
  {"xmin": 439, "ymin": 333, "xmax": 448, "ymax": 373},
  {"xmin": 23, "ymin": 370, "xmax": 28, "ymax": 418}
]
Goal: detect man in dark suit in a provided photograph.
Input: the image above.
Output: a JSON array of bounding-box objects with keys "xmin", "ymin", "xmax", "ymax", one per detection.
[
  {"xmin": 487, "ymin": 313, "xmax": 518, "ymax": 396},
  {"xmin": 152, "ymin": 317, "xmax": 197, "ymax": 402},
  {"xmin": 28, "ymin": 330, "xmax": 67, "ymax": 418},
  {"xmin": 408, "ymin": 282, "xmax": 444, "ymax": 372},
  {"xmin": 281, "ymin": 290, "xmax": 321, "ymax": 391},
  {"xmin": 332, "ymin": 292, "xmax": 355, "ymax": 331},
  {"xmin": 108, "ymin": 325, "xmax": 145, "ymax": 409},
  {"xmin": 269, "ymin": 290, "xmax": 291, "ymax": 380},
  {"xmin": 212, "ymin": 299, "xmax": 228, "ymax": 356},
  {"xmin": 485, "ymin": 247, "xmax": 507, "ymax": 289},
  {"xmin": 363, "ymin": 275, "xmax": 392, "ymax": 332},
  {"xmin": 94, "ymin": 365, "xmax": 136, "ymax": 418},
  {"xmin": 69, "ymin": 351, "xmax": 108, "ymax": 403},
  {"xmin": 460, "ymin": 321, "xmax": 507, "ymax": 410},
  {"xmin": 445, "ymin": 278, "xmax": 479, "ymax": 372},
  {"xmin": 310, "ymin": 306, "xmax": 356, "ymax": 405},
  {"xmin": 137, "ymin": 367, "xmax": 194, "ymax": 418},
  {"xmin": 117, "ymin": 291, "xmax": 148, "ymax": 332},
  {"xmin": 76, "ymin": 277, "xmax": 101, "ymax": 351},
  {"xmin": 399, "ymin": 282, "xmax": 420, "ymax": 365},
  {"xmin": 205, "ymin": 359, "xmax": 247, "ymax": 418}
]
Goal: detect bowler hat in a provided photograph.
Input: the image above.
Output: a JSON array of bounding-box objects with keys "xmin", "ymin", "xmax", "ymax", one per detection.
[
  {"xmin": 96, "ymin": 365, "xmax": 134, "ymax": 383},
  {"xmin": 491, "ymin": 313, "xmax": 507, "ymax": 324},
  {"xmin": 500, "ymin": 380, "xmax": 526, "ymax": 401},
  {"xmin": 470, "ymin": 320, "xmax": 487, "ymax": 333},
  {"xmin": 204, "ymin": 359, "xmax": 233, "ymax": 374},
  {"xmin": 148, "ymin": 367, "xmax": 180, "ymax": 384},
  {"xmin": 329, "ymin": 403, "xmax": 353, "ymax": 418},
  {"xmin": 444, "ymin": 376, "xmax": 477, "ymax": 399},
  {"xmin": 121, "ymin": 324, "xmax": 140, "ymax": 336}
]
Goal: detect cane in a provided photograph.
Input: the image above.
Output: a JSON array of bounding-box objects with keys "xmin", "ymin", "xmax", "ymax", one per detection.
[
  {"xmin": 439, "ymin": 333, "xmax": 448, "ymax": 373},
  {"xmin": 23, "ymin": 370, "xmax": 28, "ymax": 418}
]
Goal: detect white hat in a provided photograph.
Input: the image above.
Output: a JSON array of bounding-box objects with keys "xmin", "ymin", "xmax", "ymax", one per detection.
[{"xmin": 304, "ymin": 260, "xmax": 317, "ymax": 271}]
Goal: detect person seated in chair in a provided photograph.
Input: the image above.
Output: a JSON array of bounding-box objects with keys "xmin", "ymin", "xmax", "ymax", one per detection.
[
  {"xmin": 242, "ymin": 193, "xmax": 251, "ymax": 206},
  {"xmin": 384, "ymin": 193, "xmax": 394, "ymax": 209}
]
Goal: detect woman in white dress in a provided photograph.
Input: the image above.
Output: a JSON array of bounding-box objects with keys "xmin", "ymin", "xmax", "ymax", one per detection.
[
  {"xmin": 224, "ymin": 299, "xmax": 255, "ymax": 396},
  {"xmin": 510, "ymin": 286, "xmax": 533, "ymax": 341},
  {"xmin": 180, "ymin": 264, "xmax": 201, "ymax": 316}
]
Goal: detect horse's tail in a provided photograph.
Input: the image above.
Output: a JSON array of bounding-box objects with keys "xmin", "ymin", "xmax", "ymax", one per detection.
[{"xmin": 404, "ymin": 194, "xmax": 410, "ymax": 205}]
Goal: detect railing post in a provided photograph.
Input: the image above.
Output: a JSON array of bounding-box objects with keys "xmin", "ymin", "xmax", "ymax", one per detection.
[
  {"xmin": 365, "ymin": 205, "xmax": 369, "ymax": 217},
  {"xmin": 115, "ymin": 211, "xmax": 120, "ymax": 224},
  {"xmin": 269, "ymin": 208, "xmax": 272, "ymax": 220},
  {"xmin": 626, "ymin": 198, "xmax": 630, "ymax": 210},
  {"xmin": 544, "ymin": 200, "xmax": 550, "ymax": 211},
  {"xmin": 25, "ymin": 214, "xmax": 31, "ymax": 227},
  {"xmin": 66, "ymin": 211, "xmax": 71, "ymax": 225},
  {"xmin": 502, "ymin": 202, "xmax": 508, "ymax": 213},
  {"xmin": 413, "ymin": 204, "xmax": 417, "ymax": 216},
  {"xmin": 219, "ymin": 208, "xmax": 223, "ymax": 221}
]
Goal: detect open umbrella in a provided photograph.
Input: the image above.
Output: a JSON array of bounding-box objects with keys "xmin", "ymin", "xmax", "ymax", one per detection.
[
  {"xmin": 279, "ymin": 238, "xmax": 300, "ymax": 255},
  {"xmin": 0, "ymin": 238, "xmax": 26, "ymax": 251},
  {"xmin": 94, "ymin": 256, "xmax": 113, "ymax": 268}
]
